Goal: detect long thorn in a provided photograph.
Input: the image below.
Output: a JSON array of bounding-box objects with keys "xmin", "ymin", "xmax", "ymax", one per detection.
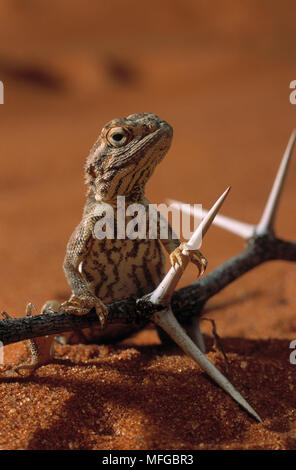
[
  {"xmin": 188, "ymin": 186, "xmax": 231, "ymax": 248},
  {"xmin": 169, "ymin": 200, "xmax": 255, "ymax": 240},
  {"xmin": 150, "ymin": 187, "xmax": 230, "ymax": 306},
  {"xmin": 256, "ymin": 130, "xmax": 296, "ymax": 235},
  {"xmin": 153, "ymin": 307, "xmax": 262, "ymax": 422}
]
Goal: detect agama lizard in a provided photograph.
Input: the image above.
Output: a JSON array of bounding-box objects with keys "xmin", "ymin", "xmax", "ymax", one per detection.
[{"xmin": 11, "ymin": 112, "xmax": 207, "ymax": 373}]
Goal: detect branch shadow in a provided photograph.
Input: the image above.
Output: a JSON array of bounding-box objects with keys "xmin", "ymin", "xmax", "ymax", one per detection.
[{"xmin": 204, "ymin": 289, "xmax": 264, "ymax": 313}]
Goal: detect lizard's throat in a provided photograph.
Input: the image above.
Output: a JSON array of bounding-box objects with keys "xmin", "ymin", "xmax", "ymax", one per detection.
[
  {"xmin": 91, "ymin": 163, "xmax": 157, "ymax": 203},
  {"xmin": 93, "ymin": 185, "xmax": 145, "ymax": 205}
]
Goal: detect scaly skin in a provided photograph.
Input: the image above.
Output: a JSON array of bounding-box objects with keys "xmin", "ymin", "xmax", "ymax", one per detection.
[{"xmin": 11, "ymin": 113, "xmax": 207, "ymax": 373}]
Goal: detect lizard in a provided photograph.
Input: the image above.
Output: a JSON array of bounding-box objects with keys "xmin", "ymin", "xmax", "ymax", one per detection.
[{"xmin": 10, "ymin": 112, "xmax": 207, "ymax": 374}]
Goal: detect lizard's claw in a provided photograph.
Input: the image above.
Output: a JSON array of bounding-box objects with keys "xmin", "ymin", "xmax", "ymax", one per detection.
[
  {"xmin": 61, "ymin": 295, "xmax": 108, "ymax": 327},
  {"xmin": 187, "ymin": 248, "xmax": 207, "ymax": 277},
  {"xmin": 170, "ymin": 243, "xmax": 207, "ymax": 278}
]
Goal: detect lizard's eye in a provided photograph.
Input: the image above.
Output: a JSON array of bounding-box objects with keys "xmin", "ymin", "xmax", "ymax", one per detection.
[{"xmin": 106, "ymin": 127, "xmax": 130, "ymax": 147}]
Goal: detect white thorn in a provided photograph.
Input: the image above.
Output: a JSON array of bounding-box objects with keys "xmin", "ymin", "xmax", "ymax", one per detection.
[
  {"xmin": 153, "ymin": 307, "xmax": 262, "ymax": 422},
  {"xmin": 187, "ymin": 187, "xmax": 231, "ymax": 249},
  {"xmin": 169, "ymin": 200, "xmax": 255, "ymax": 240},
  {"xmin": 150, "ymin": 187, "xmax": 230, "ymax": 306},
  {"xmin": 256, "ymin": 130, "xmax": 296, "ymax": 235}
]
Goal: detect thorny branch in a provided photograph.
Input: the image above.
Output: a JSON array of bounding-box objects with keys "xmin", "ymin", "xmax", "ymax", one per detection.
[{"xmin": 1, "ymin": 233, "xmax": 295, "ymax": 345}]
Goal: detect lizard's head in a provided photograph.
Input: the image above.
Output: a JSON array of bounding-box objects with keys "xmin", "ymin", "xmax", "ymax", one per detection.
[{"xmin": 85, "ymin": 113, "xmax": 173, "ymax": 202}]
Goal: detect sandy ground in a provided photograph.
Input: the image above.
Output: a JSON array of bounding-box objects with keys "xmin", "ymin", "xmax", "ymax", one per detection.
[{"xmin": 0, "ymin": 0, "xmax": 296, "ymax": 450}]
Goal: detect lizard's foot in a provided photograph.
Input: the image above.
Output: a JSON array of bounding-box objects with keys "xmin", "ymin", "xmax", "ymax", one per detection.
[
  {"xmin": 41, "ymin": 299, "xmax": 61, "ymax": 314},
  {"xmin": 60, "ymin": 295, "xmax": 108, "ymax": 327},
  {"xmin": 7, "ymin": 359, "xmax": 38, "ymax": 377},
  {"xmin": 170, "ymin": 243, "xmax": 207, "ymax": 277},
  {"xmin": 6, "ymin": 302, "xmax": 54, "ymax": 377}
]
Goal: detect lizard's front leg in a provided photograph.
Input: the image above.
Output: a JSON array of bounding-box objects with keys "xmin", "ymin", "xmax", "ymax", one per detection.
[
  {"xmin": 60, "ymin": 218, "xmax": 108, "ymax": 327},
  {"xmin": 154, "ymin": 205, "xmax": 208, "ymax": 277}
]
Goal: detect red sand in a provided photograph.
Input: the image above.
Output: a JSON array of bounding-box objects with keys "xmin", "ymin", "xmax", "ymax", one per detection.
[{"xmin": 0, "ymin": 0, "xmax": 296, "ymax": 450}]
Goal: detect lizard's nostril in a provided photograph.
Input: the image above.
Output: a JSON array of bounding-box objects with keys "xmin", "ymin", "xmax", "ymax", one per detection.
[{"xmin": 160, "ymin": 121, "xmax": 173, "ymax": 137}]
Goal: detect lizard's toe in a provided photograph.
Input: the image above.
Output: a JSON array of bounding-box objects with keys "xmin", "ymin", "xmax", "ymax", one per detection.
[
  {"xmin": 41, "ymin": 300, "xmax": 61, "ymax": 314},
  {"xmin": 188, "ymin": 250, "xmax": 208, "ymax": 277},
  {"xmin": 169, "ymin": 247, "xmax": 187, "ymax": 270},
  {"xmin": 61, "ymin": 295, "xmax": 108, "ymax": 328},
  {"xmin": 60, "ymin": 296, "xmax": 89, "ymax": 316},
  {"xmin": 94, "ymin": 300, "xmax": 108, "ymax": 328}
]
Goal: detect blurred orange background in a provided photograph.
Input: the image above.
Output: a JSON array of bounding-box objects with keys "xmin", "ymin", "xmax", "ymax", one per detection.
[
  {"xmin": 1, "ymin": 0, "xmax": 296, "ymax": 451},
  {"xmin": 0, "ymin": 0, "xmax": 295, "ymax": 335}
]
